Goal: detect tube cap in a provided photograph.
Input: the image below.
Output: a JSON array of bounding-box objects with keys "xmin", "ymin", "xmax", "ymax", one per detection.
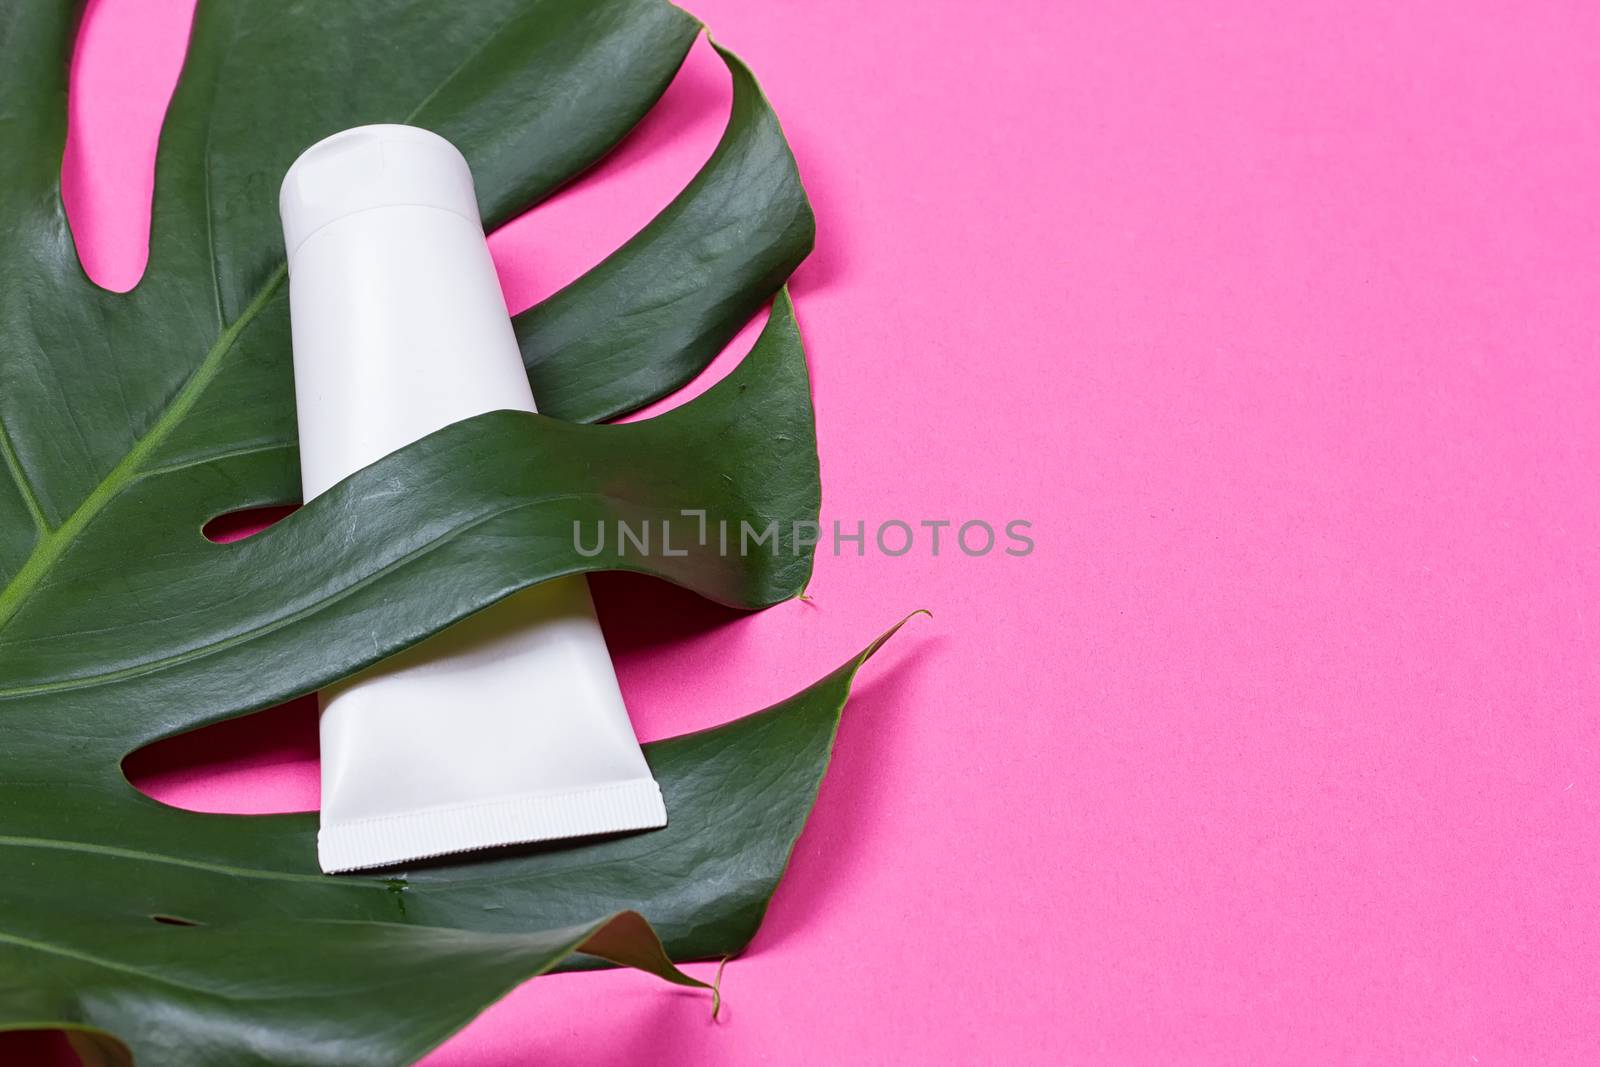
[{"xmin": 278, "ymin": 124, "xmax": 481, "ymax": 264}]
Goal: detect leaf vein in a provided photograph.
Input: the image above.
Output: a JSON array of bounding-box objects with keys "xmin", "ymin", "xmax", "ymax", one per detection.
[
  {"xmin": 0, "ymin": 267, "xmax": 287, "ymax": 634},
  {"xmin": 0, "ymin": 834, "xmax": 345, "ymax": 887},
  {"xmin": 0, "ymin": 928, "xmax": 237, "ymax": 997},
  {"xmin": 0, "ymin": 488, "xmax": 585, "ymax": 698},
  {"xmin": 0, "ymin": 418, "xmax": 48, "ymax": 534}
]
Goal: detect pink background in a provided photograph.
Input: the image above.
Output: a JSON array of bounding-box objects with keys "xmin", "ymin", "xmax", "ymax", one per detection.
[{"xmin": 11, "ymin": 0, "xmax": 1600, "ymax": 1062}]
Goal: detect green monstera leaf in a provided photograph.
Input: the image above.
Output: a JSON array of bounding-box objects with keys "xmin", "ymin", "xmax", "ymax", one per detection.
[{"xmin": 0, "ymin": 0, "xmax": 895, "ymax": 1063}]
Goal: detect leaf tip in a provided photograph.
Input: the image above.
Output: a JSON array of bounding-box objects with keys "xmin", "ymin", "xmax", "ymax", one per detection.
[{"xmin": 859, "ymin": 609, "xmax": 931, "ymax": 662}]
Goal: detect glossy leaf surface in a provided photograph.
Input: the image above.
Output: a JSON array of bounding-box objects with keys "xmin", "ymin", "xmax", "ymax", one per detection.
[{"xmin": 0, "ymin": 1, "xmax": 876, "ymax": 1063}]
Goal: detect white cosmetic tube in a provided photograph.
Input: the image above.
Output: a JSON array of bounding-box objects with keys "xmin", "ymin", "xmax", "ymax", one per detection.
[{"xmin": 279, "ymin": 124, "xmax": 667, "ymax": 874}]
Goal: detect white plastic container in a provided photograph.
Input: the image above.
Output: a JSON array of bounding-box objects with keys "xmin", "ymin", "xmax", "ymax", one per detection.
[{"xmin": 280, "ymin": 124, "xmax": 667, "ymax": 874}]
